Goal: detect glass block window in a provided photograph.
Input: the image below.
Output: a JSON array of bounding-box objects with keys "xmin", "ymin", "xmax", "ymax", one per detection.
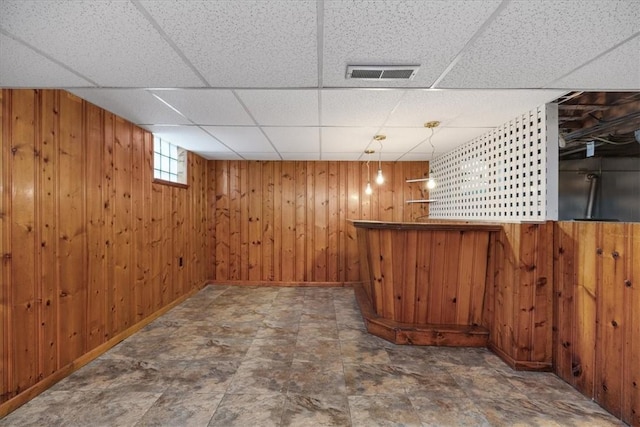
[{"xmin": 153, "ymin": 136, "xmax": 187, "ymax": 184}]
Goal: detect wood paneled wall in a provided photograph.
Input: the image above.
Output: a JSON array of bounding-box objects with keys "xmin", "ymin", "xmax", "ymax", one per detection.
[
  {"xmin": 209, "ymin": 160, "xmax": 430, "ymax": 283},
  {"xmin": 0, "ymin": 90, "xmax": 211, "ymax": 408},
  {"xmin": 554, "ymin": 221, "xmax": 639, "ymax": 426},
  {"xmin": 484, "ymin": 222, "xmax": 555, "ymax": 370}
]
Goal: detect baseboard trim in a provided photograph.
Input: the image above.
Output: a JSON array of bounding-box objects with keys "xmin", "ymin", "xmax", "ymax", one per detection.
[
  {"xmin": 0, "ymin": 283, "xmax": 206, "ymax": 418},
  {"xmin": 206, "ymin": 280, "xmax": 360, "ymax": 287},
  {"xmin": 353, "ymin": 283, "xmax": 489, "ymax": 347},
  {"xmin": 488, "ymin": 342, "xmax": 553, "ymax": 372}
]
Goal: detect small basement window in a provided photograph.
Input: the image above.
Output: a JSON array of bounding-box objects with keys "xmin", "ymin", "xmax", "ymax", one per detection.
[{"xmin": 153, "ymin": 136, "xmax": 187, "ymax": 185}]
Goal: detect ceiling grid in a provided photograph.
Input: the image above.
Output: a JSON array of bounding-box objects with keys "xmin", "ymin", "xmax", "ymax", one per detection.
[{"xmin": 1, "ymin": 0, "xmax": 637, "ymax": 160}]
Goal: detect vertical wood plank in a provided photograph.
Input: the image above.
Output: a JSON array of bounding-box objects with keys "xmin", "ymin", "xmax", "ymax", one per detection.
[
  {"xmin": 38, "ymin": 90, "xmax": 59, "ymax": 378},
  {"xmin": 280, "ymin": 162, "xmax": 295, "ymax": 281},
  {"xmin": 9, "ymin": 90, "xmax": 39, "ymax": 395},
  {"xmin": 441, "ymin": 231, "xmax": 461, "ymax": 324},
  {"xmin": 0, "ymin": 89, "xmax": 8, "ymax": 401},
  {"xmin": 112, "ymin": 117, "xmax": 133, "ymax": 333},
  {"xmin": 427, "ymin": 231, "xmax": 446, "ymax": 323},
  {"xmin": 131, "ymin": 126, "xmax": 145, "ymax": 322},
  {"xmin": 239, "ymin": 161, "xmax": 249, "ymax": 280},
  {"xmin": 248, "ymin": 162, "xmax": 262, "ymax": 281},
  {"xmin": 596, "ymin": 222, "xmax": 625, "ymax": 417},
  {"xmin": 575, "ymin": 221, "xmax": 598, "ymax": 396},
  {"xmin": 294, "ymin": 161, "xmax": 307, "ymax": 281},
  {"xmin": 215, "ymin": 160, "xmax": 229, "ymax": 280},
  {"xmin": 314, "ymin": 162, "xmax": 328, "ymax": 281},
  {"xmin": 57, "ymin": 92, "xmax": 87, "ymax": 366},
  {"xmin": 84, "ymin": 101, "xmax": 105, "ymax": 351},
  {"xmin": 625, "ymin": 223, "xmax": 640, "ymax": 426},
  {"xmin": 345, "ymin": 163, "xmax": 360, "ymax": 281},
  {"xmin": 327, "ymin": 162, "xmax": 339, "ymax": 282},
  {"xmin": 262, "ymin": 161, "xmax": 274, "ymax": 281},
  {"xmin": 272, "ymin": 162, "xmax": 282, "ymax": 281}
]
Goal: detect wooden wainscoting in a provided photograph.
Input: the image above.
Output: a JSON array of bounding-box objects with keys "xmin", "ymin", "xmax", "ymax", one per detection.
[
  {"xmin": 485, "ymin": 222, "xmax": 555, "ymax": 371},
  {"xmin": 0, "ymin": 89, "xmax": 211, "ymax": 414},
  {"xmin": 554, "ymin": 221, "xmax": 639, "ymax": 426},
  {"xmin": 208, "ymin": 160, "xmax": 431, "ymax": 284}
]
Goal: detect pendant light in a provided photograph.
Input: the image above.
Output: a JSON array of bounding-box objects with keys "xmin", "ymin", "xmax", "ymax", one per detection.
[
  {"xmin": 364, "ymin": 152, "xmax": 374, "ymax": 195},
  {"xmin": 374, "ymin": 134, "xmax": 386, "ymax": 185},
  {"xmin": 424, "ymin": 121, "xmax": 440, "ymax": 189}
]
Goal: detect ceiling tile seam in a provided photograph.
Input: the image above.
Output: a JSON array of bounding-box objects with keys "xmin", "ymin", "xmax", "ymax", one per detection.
[
  {"xmin": 149, "ymin": 91, "xmax": 245, "ymax": 158},
  {"xmin": 544, "ymin": 31, "xmax": 640, "ymax": 89},
  {"xmin": 231, "ymin": 90, "xmax": 283, "ymax": 160},
  {"xmin": 429, "ymin": 0, "xmax": 512, "ymax": 89},
  {"xmin": 130, "ymin": 0, "xmax": 210, "ymax": 87},
  {"xmin": 316, "ymin": 0, "xmax": 325, "ymax": 89},
  {"xmin": 0, "ymin": 27, "xmax": 99, "ymax": 86}
]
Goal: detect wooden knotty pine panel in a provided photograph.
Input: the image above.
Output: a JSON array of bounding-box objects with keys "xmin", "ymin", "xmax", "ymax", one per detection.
[
  {"xmin": 554, "ymin": 221, "xmax": 640, "ymax": 426},
  {"xmin": 210, "ymin": 160, "xmax": 430, "ymax": 283},
  {"xmin": 487, "ymin": 221, "xmax": 554, "ymax": 370},
  {"xmin": 0, "ymin": 89, "xmax": 211, "ymax": 406}
]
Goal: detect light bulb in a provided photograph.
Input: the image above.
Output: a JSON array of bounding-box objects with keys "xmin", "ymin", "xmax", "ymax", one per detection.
[
  {"xmin": 365, "ymin": 182, "xmax": 373, "ymax": 195},
  {"xmin": 426, "ymin": 178, "xmax": 436, "ymax": 190},
  {"xmin": 375, "ymin": 168, "xmax": 384, "ymax": 185}
]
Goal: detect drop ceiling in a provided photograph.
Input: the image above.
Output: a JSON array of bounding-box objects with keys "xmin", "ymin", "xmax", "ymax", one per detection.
[{"xmin": 1, "ymin": 0, "xmax": 638, "ymax": 161}]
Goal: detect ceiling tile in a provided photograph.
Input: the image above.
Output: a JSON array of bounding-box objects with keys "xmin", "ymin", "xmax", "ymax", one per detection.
[
  {"xmin": 438, "ymin": 0, "xmax": 640, "ymax": 88},
  {"xmin": 322, "ymin": 0, "xmax": 502, "ymax": 88},
  {"xmin": 280, "ymin": 153, "xmax": 321, "ymax": 160},
  {"xmin": 374, "ymin": 128, "xmax": 433, "ymax": 152},
  {"xmin": 200, "ymin": 152, "xmax": 243, "ymax": 161},
  {"xmin": 550, "ymin": 36, "xmax": 640, "ymax": 90},
  {"xmin": 238, "ymin": 153, "xmax": 282, "ymax": 160},
  {"xmin": 321, "ymin": 89, "xmax": 406, "ymax": 126},
  {"xmin": 386, "ymin": 89, "xmax": 566, "ymax": 127},
  {"xmin": 151, "ymin": 89, "xmax": 254, "ymax": 125},
  {"xmin": 142, "ymin": 125, "xmax": 232, "ymax": 153},
  {"xmin": 0, "ymin": 0, "xmax": 203, "ymax": 87},
  {"xmin": 0, "ymin": 33, "xmax": 92, "ymax": 87},
  {"xmin": 263, "ymin": 127, "xmax": 320, "ymax": 152},
  {"xmin": 397, "ymin": 152, "xmax": 436, "ymax": 161},
  {"xmin": 407, "ymin": 127, "xmax": 491, "ymax": 155},
  {"xmin": 203, "ymin": 126, "xmax": 275, "ymax": 153},
  {"xmin": 139, "ymin": 0, "xmax": 318, "ymax": 87},
  {"xmin": 321, "ymin": 127, "xmax": 380, "ymax": 152},
  {"xmin": 69, "ymin": 89, "xmax": 191, "ymax": 125},
  {"xmin": 321, "ymin": 152, "xmax": 364, "ymax": 161},
  {"xmin": 236, "ymin": 90, "xmax": 319, "ymax": 125}
]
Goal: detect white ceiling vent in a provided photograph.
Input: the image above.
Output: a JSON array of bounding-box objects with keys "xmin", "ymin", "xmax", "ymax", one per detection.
[{"xmin": 346, "ymin": 65, "xmax": 420, "ymax": 80}]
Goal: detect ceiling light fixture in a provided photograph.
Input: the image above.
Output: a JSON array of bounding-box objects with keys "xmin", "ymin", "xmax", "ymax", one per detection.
[
  {"xmin": 374, "ymin": 134, "xmax": 386, "ymax": 185},
  {"xmin": 364, "ymin": 148, "xmax": 375, "ymax": 195},
  {"xmin": 424, "ymin": 121, "xmax": 440, "ymax": 190}
]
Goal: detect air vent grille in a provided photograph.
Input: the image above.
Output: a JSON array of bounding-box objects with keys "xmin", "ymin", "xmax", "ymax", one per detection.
[{"xmin": 346, "ymin": 65, "xmax": 419, "ymax": 81}]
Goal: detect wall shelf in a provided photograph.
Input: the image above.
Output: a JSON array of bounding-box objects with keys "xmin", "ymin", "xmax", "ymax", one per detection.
[
  {"xmin": 405, "ymin": 178, "xmax": 430, "ymax": 183},
  {"xmin": 406, "ymin": 199, "xmax": 438, "ymax": 203}
]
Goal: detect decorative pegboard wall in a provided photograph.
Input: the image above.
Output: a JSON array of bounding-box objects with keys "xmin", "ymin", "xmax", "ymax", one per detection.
[{"xmin": 429, "ymin": 104, "xmax": 558, "ymax": 221}]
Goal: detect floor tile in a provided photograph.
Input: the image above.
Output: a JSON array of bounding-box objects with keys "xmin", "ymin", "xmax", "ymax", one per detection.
[
  {"xmin": 281, "ymin": 393, "xmax": 351, "ymax": 427},
  {"xmin": 348, "ymin": 394, "xmax": 422, "ymax": 427},
  {"xmin": 207, "ymin": 394, "xmax": 285, "ymax": 427},
  {"xmin": 135, "ymin": 391, "xmax": 223, "ymax": 427},
  {"xmin": 0, "ymin": 285, "xmax": 626, "ymax": 427}
]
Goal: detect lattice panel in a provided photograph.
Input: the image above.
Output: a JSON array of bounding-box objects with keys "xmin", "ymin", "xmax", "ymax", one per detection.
[{"xmin": 429, "ymin": 104, "xmax": 558, "ymax": 221}]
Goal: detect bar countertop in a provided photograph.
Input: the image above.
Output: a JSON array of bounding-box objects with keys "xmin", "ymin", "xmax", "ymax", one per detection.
[{"xmin": 349, "ymin": 219, "xmax": 503, "ymax": 232}]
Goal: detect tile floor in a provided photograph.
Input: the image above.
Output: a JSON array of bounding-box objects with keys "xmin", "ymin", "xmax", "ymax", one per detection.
[{"xmin": 0, "ymin": 286, "xmax": 624, "ymax": 427}]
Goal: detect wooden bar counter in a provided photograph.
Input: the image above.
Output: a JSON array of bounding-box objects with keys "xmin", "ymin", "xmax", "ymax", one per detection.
[{"xmin": 351, "ymin": 220, "xmax": 502, "ymax": 347}]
